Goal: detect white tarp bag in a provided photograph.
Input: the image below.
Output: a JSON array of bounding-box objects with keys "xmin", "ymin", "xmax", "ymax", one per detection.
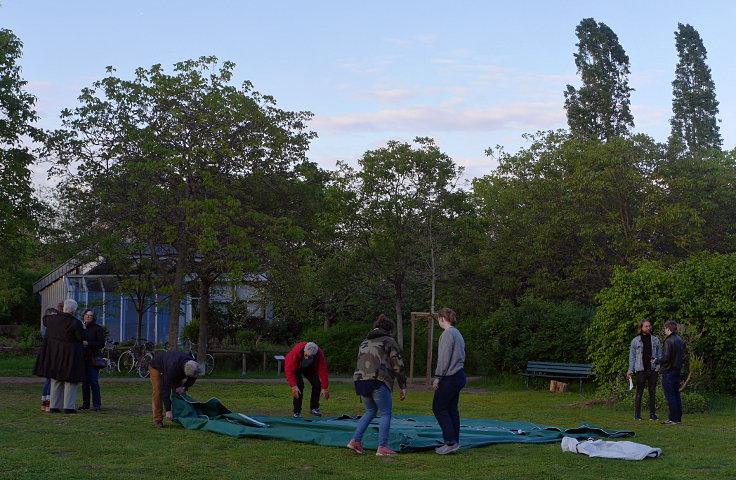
[{"xmin": 561, "ymin": 436, "xmax": 662, "ymax": 460}]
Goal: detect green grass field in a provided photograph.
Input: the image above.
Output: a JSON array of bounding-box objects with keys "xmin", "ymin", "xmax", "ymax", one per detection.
[{"xmin": 1, "ymin": 357, "xmax": 734, "ymax": 480}]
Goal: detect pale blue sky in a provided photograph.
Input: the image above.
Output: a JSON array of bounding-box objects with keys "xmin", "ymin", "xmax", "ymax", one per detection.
[{"xmin": 4, "ymin": 1, "xmax": 735, "ymax": 185}]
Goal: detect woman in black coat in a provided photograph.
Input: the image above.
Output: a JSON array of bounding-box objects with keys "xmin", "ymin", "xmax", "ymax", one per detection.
[
  {"xmin": 81, "ymin": 309, "xmax": 105, "ymax": 411},
  {"xmin": 33, "ymin": 299, "xmax": 85, "ymax": 413}
]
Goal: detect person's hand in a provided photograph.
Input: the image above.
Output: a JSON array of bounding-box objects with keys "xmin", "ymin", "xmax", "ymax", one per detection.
[
  {"xmin": 83, "ymin": 340, "xmax": 88, "ymax": 346},
  {"xmin": 321, "ymin": 389, "xmax": 330, "ymax": 400},
  {"xmin": 626, "ymin": 372, "xmax": 632, "ymax": 378},
  {"xmin": 399, "ymin": 389, "xmax": 407, "ymax": 401},
  {"xmin": 165, "ymin": 411, "xmax": 173, "ymax": 421},
  {"xmin": 291, "ymin": 386, "xmax": 301, "ymax": 398},
  {"xmin": 432, "ymin": 377, "xmax": 440, "ymax": 390},
  {"xmin": 175, "ymin": 386, "xmax": 186, "ymax": 394}
]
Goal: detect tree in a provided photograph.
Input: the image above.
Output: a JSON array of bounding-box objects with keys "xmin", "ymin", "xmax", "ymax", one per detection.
[
  {"xmin": 0, "ymin": 29, "xmax": 45, "ymax": 315},
  {"xmin": 47, "ymin": 57, "xmax": 315, "ymax": 355},
  {"xmin": 564, "ymin": 18, "xmax": 634, "ymax": 140},
  {"xmin": 668, "ymin": 23, "xmax": 722, "ymax": 156},
  {"xmin": 334, "ymin": 138, "xmax": 464, "ymax": 347}
]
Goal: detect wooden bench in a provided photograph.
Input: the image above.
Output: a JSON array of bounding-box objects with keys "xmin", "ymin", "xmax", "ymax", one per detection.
[{"xmin": 519, "ymin": 361, "xmax": 595, "ymax": 392}]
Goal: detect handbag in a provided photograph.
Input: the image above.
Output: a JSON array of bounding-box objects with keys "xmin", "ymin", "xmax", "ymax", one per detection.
[{"xmin": 91, "ymin": 356, "xmax": 107, "ymax": 369}]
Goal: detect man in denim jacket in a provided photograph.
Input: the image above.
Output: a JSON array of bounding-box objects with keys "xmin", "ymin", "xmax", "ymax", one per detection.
[{"xmin": 627, "ymin": 318, "xmax": 662, "ymax": 421}]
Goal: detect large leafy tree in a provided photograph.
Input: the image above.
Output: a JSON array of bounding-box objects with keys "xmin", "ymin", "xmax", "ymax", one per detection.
[
  {"xmin": 334, "ymin": 138, "xmax": 465, "ymax": 347},
  {"xmin": 471, "ymin": 131, "xmax": 661, "ymax": 304},
  {"xmin": 0, "ymin": 29, "xmax": 45, "ymax": 315},
  {"xmin": 48, "ymin": 57, "xmax": 315, "ymax": 354},
  {"xmin": 668, "ymin": 23, "xmax": 722, "ymax": 156},
  {"xmin": 564, "ymin": 18, "xmax": 634, "ymax": 141}
]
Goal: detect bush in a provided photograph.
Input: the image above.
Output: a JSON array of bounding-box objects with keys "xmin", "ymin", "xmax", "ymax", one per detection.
[
  {"xmin": 464, "ymin": 297, "xmax": 595, "ymax": 374},
  {"xmin": 586, "ymin": 253, "xmax": 736, "ymax": 393}
]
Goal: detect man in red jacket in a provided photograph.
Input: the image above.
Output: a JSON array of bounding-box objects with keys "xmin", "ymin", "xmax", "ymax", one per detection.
[{"xmin": 285, "ymin": 341, "xmax": 329, "ymax": 417}]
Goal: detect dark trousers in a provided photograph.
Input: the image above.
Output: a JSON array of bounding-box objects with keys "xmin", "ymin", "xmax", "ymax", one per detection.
[
  {"xmin": 82, "ymin": 364, "xmax": 101, "ymax": 409},
  {"xmin": 432, "ymin": 369, "xmax": 466, "ymax": 445},
  {"xmin": 634, "ymin": 370, "xmax": 658, "ymax": 418},
  {"xmin": 661, "ymin": 370, "xmax": 682, "ymax": 422},
  {"xmin": 293, "ymin": 366, "xmax": 321, "ymax": 413}
]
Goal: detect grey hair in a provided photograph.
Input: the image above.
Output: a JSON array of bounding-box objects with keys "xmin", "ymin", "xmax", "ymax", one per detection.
[
  {"xmin": 63, "ymin": 299, "xmax": 78, "ymax": 314},
  {"xmin": 184, "ymin": 360, "xmax": 205, "ymax": 377},
  {"xmin": 304, "ymin": 342, "xmax": 319, "ymax": 356}
]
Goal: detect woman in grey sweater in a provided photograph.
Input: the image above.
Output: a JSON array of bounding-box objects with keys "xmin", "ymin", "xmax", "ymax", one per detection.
[{"xmin": 431, "ymin": 307, "xmax": 466, "ymax": 454}]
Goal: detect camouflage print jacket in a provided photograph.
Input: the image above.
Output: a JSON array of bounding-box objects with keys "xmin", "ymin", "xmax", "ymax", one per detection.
[{"xmin": 352, "ymin": 328, "xmax": 407, "ymax": 391}]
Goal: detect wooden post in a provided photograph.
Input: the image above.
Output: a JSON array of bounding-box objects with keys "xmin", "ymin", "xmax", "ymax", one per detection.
[
  {"xmin": 241, "ymin": 353, "xmax": 247, "ymax": 376},
  {"xmin": 409, "ymin": 319, "xmax": 416, "ymax": 387}
]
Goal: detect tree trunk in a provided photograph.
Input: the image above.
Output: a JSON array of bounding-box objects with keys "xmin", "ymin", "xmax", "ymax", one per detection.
[
  {"xmin": 197, "ymin": 281, "xmax": 211, "ymax": 365},
  {"xmin": 166, "ymin": 254, "xmax": 186, "ymax": 350},
  {"xmin": 393, "ymin": 275, "xmax": 404, "ymax": 348},
  {"xmin": 323, "ymin": 310, "xmax": 336, "ymax": 330}
]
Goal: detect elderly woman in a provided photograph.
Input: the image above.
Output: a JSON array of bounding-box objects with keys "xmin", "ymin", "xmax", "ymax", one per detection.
[
  {"xmin": 284, "ymin": 341, "xmax": 330, "ymax": 417},
  {"xmin": 432, "ymin": 307, "xmax": 466, "ymax": 455},
  {"xmin": 80, "ymin": 309, "xmax": 105, "ymax": 411},
  {"xmin": 347, "ymin": 314, "xmax": 407, "ymax": 456},
  {"xmin": 33, "ymin": 299, "xmax": 85, "ymax": 414}
]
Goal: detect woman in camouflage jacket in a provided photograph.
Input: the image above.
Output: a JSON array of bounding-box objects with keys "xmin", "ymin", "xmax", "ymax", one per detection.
[{"xmin": 346, "ymin": 314, "xmax": 407, "ymax": 456}]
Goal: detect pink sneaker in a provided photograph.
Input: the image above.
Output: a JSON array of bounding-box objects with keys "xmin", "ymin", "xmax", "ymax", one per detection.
[
  {"xmin": 376, "ymin": 445, "xmax": 398, "ymax": 456},
  {"xmin": 346, "ymin": 439, "xmax": 365, "ymax": 454}
]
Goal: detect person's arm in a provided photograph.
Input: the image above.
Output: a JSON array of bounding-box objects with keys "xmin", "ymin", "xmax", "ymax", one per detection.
[
  {"xmin": 284, "ymin": 347, "xmax": 299, "ymax": 387},
  {"xmin": 627, "ymin": 339, "xmax": 636, "ymax": 376},
  {"xmin": 434, "ymin": 331, "xmax": 452, "ymax": 378},
  {"xmin": 655, "ymin": 337, "xmax": 670, "ymax": 366},
  {"xmin": 317, "ymin": 349, "xmax": 329, "ymax": 390},
  {"xmin": 160, "ymin": 370, "xmax": 175, "ymax": 412},
  {"xmin": 389, "ymin": 340, "xmax": 407, "ymax": 390}
]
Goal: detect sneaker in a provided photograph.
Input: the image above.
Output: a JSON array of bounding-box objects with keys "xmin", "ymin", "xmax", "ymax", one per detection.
[
  {"xmin": 634, "ymin": 415, "xmax": 642, "ymax": 421},
  {"xmin": 661, "ymin": 420, "xmax": 680, "ymax": 425},
  {"xmin": 435, "ymin": 443, "xmax": 459, "ymax": 455},
  {"xmin": 310, "ymin": 408, "xmax": 322, "ymax": 417},
  {"xmin": 649, "ymin": 415, "xmax": 659, "ymax": 421},
  {"xmin": 346, "ymin": 439, "xmax": 365, "ymax": 455},
  {"xmin": 293, "ymin": 412, "xmax": 301, "ymax": 418},
  {"xmin": 155, "ymin": 420, "xmax": 164, "ymax": 428},
  {"xmin": 49, "ymin": 408, "xmax": 61, "ymax": 413},
  {"xmin": 376, "ymin": 446, "xmax": 398, "ymax": 456},
  {"xmin": 78, "ymin": 406, "xmax": 89, "ymax": 410},
  {"xmin": 63, "ymin": 409, "xmax": 77, "ymax": 414}
]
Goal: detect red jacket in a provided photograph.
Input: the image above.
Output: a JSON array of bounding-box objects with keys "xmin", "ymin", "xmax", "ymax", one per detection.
[{"xmin": 285, "ymin": 342, "xmax": 329, "ymax": 389}]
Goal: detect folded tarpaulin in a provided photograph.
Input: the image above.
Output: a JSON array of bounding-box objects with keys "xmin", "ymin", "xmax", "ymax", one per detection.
[
  {"xmin": 561, "ymin": 436, "xmax": 662, "ymax": 460},
  {"xmin": 172, "ymin": 394, "xmax": 634, "ymax": 453}
]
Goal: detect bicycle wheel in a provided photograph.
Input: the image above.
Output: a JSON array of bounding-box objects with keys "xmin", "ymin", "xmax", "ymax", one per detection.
[
  {"xmin": 105, "ymin": 358, "xmax": 116, "ymax": 375},
  {"xmin": 117, "ymin": 350, "xmax": 135, "ymax": 373},
  {"xmin": 138, "ymin": 352, "xmax": 153, "ymax": 378},
  {"xmin": 205, "ymin": 354, "xmax": 215, "ymax": 375}
]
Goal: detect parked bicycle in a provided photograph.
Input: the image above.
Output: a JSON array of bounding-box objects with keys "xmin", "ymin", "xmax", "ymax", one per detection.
[
  {"xmin": 99, "ymin": 337, "xmax": 119, "ymax": 375},
  {"xmin": 117, "ymin": 338, "xmax": 155, "ymax": 378},
  {"xmin": 183, "ymin": 336, "xmax": 215, "ymax": 375}
]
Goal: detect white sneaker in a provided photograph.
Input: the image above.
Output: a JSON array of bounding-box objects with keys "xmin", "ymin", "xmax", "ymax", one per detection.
[{"xmin": 435, "ymin": 443, "xmax": 459, "ymax": 455}]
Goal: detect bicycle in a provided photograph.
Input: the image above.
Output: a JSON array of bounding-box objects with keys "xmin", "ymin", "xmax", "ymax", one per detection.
[
  {"xmin": 117, "ymin": 338, "xmax": 155, "ymax": 378},
  {"xmin": 183, "ymin": 336, "xmax": 215, "ymax": 375},
  {"xmin": 99, "ymin": 337, "xmax": 119, "ymax": 375}
]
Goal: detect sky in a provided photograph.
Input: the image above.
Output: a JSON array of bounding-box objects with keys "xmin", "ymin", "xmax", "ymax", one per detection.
[{"xmin": 4, "ymin": 1, "xmax": 736, "ymax": 187}]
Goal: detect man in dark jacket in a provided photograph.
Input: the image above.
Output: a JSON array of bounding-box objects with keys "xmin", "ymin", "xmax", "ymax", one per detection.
[
  {"xmin": 654, "ymin": 321, "xmax": 685, "ymax": 424},
  {"xmin": 148, "ymin": 350, "xmax": 205, "ymax": 428},
  {"xmin": 33, "ymin": 299, "xmax": 85, "ymax": 413}
]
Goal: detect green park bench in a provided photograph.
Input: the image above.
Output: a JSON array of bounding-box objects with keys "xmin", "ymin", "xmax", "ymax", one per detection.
[{"xmin": 519, "ymin": 361, "xmax": 595, "ymax": 392}]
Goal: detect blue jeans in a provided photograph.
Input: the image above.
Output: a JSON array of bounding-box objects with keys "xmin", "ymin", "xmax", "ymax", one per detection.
[
  {"xmin": 82, "ymin": 364, "xmax": 101, "ymax": 409},
  {"xmin": 352, "ymin": 384, "xmax": 393, "ymax": 447},
  {"xmin": 432, "ymin": 370, "xmax": 466, "ymax": 445},
  {"xmin": 661, "ymin": 370, "xmax": 682, "ymax": 422}
]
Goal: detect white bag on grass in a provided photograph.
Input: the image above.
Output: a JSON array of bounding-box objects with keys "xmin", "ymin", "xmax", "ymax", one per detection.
[{"xmin": 561, "ymin": 436, "xmax": 662, "ymax": 460}]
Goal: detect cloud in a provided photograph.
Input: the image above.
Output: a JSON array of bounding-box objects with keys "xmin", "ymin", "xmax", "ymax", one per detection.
[{"xmin": 311, "ymin": 101, "xmax": 565, "ymax": 134}]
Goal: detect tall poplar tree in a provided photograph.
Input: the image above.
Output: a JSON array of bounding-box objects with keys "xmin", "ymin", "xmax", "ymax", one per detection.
[
  {"xmin": 668, "ymin": 23, "xmax": 721, "ymax": 156},
  {"xmin": 564, "ymin": 18, "xmax": 634, "ymax": 141}
]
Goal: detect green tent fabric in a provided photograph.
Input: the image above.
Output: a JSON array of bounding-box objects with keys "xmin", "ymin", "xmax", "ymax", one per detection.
[{"xmin": 172, "ymin": 394, "xmax": 634, "ymax": 453}]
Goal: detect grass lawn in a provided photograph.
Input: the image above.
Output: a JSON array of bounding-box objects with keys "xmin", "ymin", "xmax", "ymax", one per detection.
[{"xmin": 0, "ymin": 363, "xmax": 734, "ymax": 479}]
